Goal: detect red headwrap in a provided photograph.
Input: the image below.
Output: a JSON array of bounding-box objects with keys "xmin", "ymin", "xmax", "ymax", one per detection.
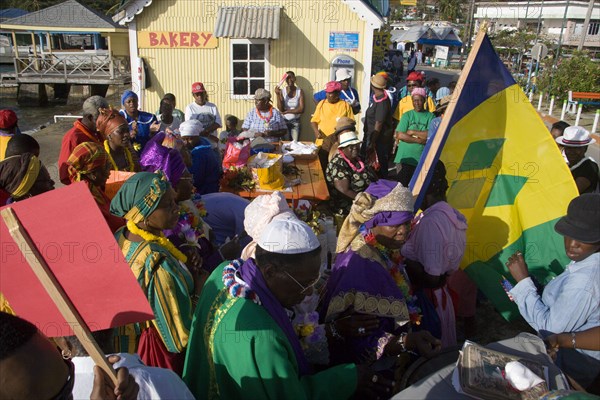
[
  {"xmin": 406, "ymin": 71, "xmax": 423, "ymax": 83},
  {"xmin": 96, "ymin": 108, "xmax": 128, "ymax": 138},
  {"xmin": 0, "ymin": 110, "xmax": 18, "ymax": 130}
]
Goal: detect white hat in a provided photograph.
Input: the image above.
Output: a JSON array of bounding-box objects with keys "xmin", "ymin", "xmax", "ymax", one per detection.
[
  {"xmin": 556, "ymin": 126, "xmax": 596, "ymax": 147},
  {"xmin": 179, "ymin": 120, "xmax": 202, "ymax": 137},
  {"xmin": 338, "ymin": 131, "xmax": 361, "ymax": 148},
  {"xmin": 257, "ymin": 218, "xmax": 320, "ymax": 255},
  {"xmin": 335, "ymin": 69, "xmax": 352, "ymax": 82}
]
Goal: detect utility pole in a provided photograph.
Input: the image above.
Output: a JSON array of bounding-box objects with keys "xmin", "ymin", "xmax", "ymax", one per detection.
[
  {"xmin": 578, "ymin": 0, "xmax": 595, "ymax": 51},
  {"xmin": 524, "ymin": 0, "xmax": 531, "ymax": 30},
  {"xmin": 536, "ymin": 0, "xmax": 545, "ymax": 40},
  {"xmin": 466, "ymin": 0, "xmax": 476, "ymax": 52}
]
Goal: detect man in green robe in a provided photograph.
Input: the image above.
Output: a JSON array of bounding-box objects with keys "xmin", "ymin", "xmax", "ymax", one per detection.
[{"xmin": 183, "ymin": 218, "xmax": 390, "ymax": 399}]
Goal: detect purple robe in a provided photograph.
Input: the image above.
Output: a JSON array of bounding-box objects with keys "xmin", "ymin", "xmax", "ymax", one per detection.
[{"xmin": 320, "ymin": 244, "xmax": 409, "ymax": 365}]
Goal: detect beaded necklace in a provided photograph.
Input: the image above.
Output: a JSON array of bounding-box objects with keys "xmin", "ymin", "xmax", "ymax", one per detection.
[
  {"xmin": 256, "ymin": 106, "xmax": 273, "ymax": 130},
  {"xmin": 359, "ymin": 224, "xmax": 422, "ymax": 325},
  {"xmin": 222, "ymin": 259, "xmax": 260, "ymax": 304},
  {"xmin": 104, "ymin": 140, "xmax": 135, "ymax": 172},
  {"xmin": 126, "ymin": 220, "xmax": 188, "ymax": 263},
  {"xmin": 338, "ymin": 149, "xmax": 365, "ymax": 173}
]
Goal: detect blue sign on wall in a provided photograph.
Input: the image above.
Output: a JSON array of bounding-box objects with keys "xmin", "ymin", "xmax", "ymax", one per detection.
[{"xmin": 329, "ymin": 32, "xmax": 359, "ymax": 51}]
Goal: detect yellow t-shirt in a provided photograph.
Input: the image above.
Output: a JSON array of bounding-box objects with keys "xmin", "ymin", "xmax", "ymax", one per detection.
[
  {"xmin": 310, "ymin": 100, "xmax": 354, "ymax": 146},
  {"xmin": 0, "ymin": 135, "xmax": 11, "ymax": 161},
  {"xmin": 393, "ymin": 95, "xmax": 436, "ymax": 121}
]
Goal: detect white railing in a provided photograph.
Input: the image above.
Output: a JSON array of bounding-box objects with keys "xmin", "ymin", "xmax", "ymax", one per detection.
[
  {"xmin": 53, "ymin": 115, "xmax": 82, "ymax": 123},
  {"xmin": 13, "ymin": 53, "xmax": 130, "ymax": 81}
]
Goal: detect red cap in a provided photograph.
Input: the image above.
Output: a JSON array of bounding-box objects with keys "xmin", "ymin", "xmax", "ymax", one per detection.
[
  {"xmin": 191, "ymin": 82, "xmax": 206, "ymax": 93},
  {"xmin": 0, "ymin": 110, "xmax": 18, "ymax": 130},
  {"xmin": 406, "ymin": 72, "xmax": 423, "ymax": 82},
  {"xmin": 325, "ymin": 81, "xmax": 342, "ymax": 93}
]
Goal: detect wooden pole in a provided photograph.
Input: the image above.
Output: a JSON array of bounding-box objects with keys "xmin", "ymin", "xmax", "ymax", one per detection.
[
  {"xmin": 30, "ymin": 32, "xmax": 38, "ymax": 71},
  {"xmin": 412, "ymin": 21, "xmax": 490, "ymax": 197},
  {"xmin": 0, "ymin": 208, "xmax": 118, "ymax": 386}
]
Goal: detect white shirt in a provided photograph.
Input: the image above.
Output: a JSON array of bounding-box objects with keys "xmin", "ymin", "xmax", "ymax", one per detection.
[
  {"xmin": 72, "ymin": 353, "xmax": 195, "ymax": 400},
  {"xmin": 184, "ymin": 101, "xmax": 222, "ymax": 146}
]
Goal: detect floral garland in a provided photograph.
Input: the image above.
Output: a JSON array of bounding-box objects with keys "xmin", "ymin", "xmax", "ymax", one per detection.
[
  {"xmin": 170, "ymin": 195, "xmax": 209, "ymax": 247},
  {"xmin": 190, "ymin": 193, "xmax": 207, "ymax": 217},
  {"xmin": 104, "ymin": 140, "xmax": 135, "ymax": 172},
  {"xmin": 126, "ymin": 220, "xmax": 188, "ymax": 263},
  {"xmin": 256, "ymin": 106, "xmax": 273, "ymax": 130},
  {"xmin": 359, "ymin": 224, "xmax": 422, "ymax": 325},
  {"xmin": 292, "ymin": 310, "xmax": 326, "ymax": 351},
  {"xmin": 222, "ymin": 259, "xmax": 260, "ymax": 304}
]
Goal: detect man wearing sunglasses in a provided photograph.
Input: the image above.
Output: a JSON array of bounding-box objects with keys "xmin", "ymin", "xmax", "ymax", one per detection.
[
  {"xmin": 392, "ymin": 72, "xmax": 436, "ymax": 124},
  {"xmin": 184, "ymin": 218, "xmax": 393, "ymax": 399},
  {"xmin": 0, "ymin": 312, "xmax": 138, "ymax": 400}
]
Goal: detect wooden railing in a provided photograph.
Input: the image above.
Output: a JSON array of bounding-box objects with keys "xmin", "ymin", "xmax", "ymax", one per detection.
[{"xmin": 13, "ymin": 53, "xmax": 130, "ymax": 81}]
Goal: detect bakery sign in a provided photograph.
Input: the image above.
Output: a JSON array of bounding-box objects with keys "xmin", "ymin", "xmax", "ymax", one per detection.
[{"xmin": 138, "ymin": 31, "xmax": 218, "ymax": 49}]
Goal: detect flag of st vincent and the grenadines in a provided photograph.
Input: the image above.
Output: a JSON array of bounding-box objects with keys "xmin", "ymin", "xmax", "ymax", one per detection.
[{"xmin": 410, "ymin": 33, "xmax": 579, "ymax": 320}]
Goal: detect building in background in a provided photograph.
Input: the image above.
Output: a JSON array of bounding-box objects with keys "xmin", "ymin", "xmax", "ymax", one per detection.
[
  {"xmin": 474, "ymin": 1, "xmax": 599, "ymax": 50},
  {"xmin": 113, "ymin": 0, "xmax": 387, "ymax": 139}
]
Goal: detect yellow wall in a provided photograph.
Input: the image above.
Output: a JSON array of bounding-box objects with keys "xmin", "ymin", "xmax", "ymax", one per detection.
[
  {"xmin": 133, "ymin": 0, "xmax": 368, "ymax": 140},
  {"xmin": 105, "ymin": 33, "xmax": 129, "ymax": 57}
]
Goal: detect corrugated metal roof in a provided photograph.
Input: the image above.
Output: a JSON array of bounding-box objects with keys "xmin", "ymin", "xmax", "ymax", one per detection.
[
  {"xmin": 1, "ymin": 0, "xmax": 122, "ymax": 30},
  {"xmin": 214, "ymin": 6, "xmax": 281, "ymax": 39}
]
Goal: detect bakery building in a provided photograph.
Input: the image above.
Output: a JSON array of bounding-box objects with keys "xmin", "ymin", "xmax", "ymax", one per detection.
[{"xmin": 113, "ymin": 0, "xmax": 388, "ymax": 138}]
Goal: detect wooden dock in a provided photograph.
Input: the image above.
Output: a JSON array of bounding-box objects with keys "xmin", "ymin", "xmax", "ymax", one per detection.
[{"xmin": 3, "ymin": 53, "xmax": 130, "ymax": 86}]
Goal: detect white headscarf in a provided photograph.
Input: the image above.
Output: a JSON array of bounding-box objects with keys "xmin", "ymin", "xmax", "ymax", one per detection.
[{"xmin": 240, "ymin": 192, "xmax": 297, "ymax": 260}]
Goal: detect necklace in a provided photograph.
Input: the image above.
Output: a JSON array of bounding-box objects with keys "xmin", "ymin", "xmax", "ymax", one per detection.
[
  {"xmin": 341, "ymin": 88, "xmax": 355, "ymax": 103},
  {"xmin": 372, "ymin": 91, "xmax": 388, "ymax": 103},
  {"xmin": 222, "ymin": 259, "xmax": 260, "ymax": 304},
  {"xmin": 256, "ymin": 107, "xmax": 273, "ymax": 130},
  {"xmin": 104, "ymin": 140, "xmax": 135, "ymax": 172},
  {"xmin": 126, "ymin": 220, "xmax": 188, "ymax": 263},
  {"xmin": 359, "ymin": 224, "xmax": 422, "ymax": 325},
  {"xmin": 338, "ymin": 149, "xmax": 365, "ymax": 173}
]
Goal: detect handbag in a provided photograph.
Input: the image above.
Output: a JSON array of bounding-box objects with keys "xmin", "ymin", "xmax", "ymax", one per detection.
[
  {"xmin": 366, "ymin": 148, "xmax": 380, "ymax": 171},
  {"xmin": 222, "ymin": 137, "xmax": 251, "ymax": 169}
]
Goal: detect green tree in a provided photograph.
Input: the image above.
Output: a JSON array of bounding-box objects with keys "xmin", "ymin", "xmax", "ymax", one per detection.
[
  {"xmin": 537, "ymin": 51, "xmax": 600, "ymax": 99},
  {"xmin": 436, "ymin": 0, "xmax": 463, "ymax": 22}
]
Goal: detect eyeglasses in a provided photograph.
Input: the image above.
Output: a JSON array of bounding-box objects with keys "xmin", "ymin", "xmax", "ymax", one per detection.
[
  {"xmin": 283, "ymin": 271, "xmax": 321, "ymax": 294},
  {"xmin": 50, "ymin": 358, "xmax": 75, "ymax": 400}
]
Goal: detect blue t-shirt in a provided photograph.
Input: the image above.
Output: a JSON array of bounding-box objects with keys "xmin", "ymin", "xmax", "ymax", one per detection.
[
  {"xmin": 201, "ymin": 192, "xmax": 250, "ymax": 246},
  {"xmin": 119, "ymin": 110, "xmax": 157, "ymax": 151}
]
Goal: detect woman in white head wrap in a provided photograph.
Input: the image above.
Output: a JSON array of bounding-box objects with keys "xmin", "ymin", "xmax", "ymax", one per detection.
[{"xmin": 241, "ymin": 192, "xmax": 297, "ymax": 260}]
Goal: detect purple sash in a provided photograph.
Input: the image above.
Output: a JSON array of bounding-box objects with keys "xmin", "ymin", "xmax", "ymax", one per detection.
[{"xmin": 239, "ymin": 258, "xmax": 311, "ymax": 375}]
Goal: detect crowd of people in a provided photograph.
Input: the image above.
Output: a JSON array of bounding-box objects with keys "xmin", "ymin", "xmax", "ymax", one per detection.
[{"xmin": 0, "ymin": 55, "xmax": 599, "ymax": 399}]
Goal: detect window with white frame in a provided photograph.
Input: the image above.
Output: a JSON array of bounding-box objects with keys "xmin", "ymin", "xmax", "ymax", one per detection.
[{"xmin": 231, "ymin": 39, "xmax": 269, "ymax": 98}]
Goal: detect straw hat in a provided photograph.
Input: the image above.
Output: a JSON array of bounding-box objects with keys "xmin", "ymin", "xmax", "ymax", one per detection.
[
  {"xmin": 370, "ymin": 74, "xmax": 387, "ymax": 89},
  {"xmin": 338, "ymin": 131, "xmax": 361, "ymax": 148}
]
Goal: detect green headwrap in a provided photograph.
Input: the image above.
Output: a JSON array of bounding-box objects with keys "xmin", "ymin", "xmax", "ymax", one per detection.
[{"xmin": 109, "ymin": 171, "xmax": 169, "ymax": 223}]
